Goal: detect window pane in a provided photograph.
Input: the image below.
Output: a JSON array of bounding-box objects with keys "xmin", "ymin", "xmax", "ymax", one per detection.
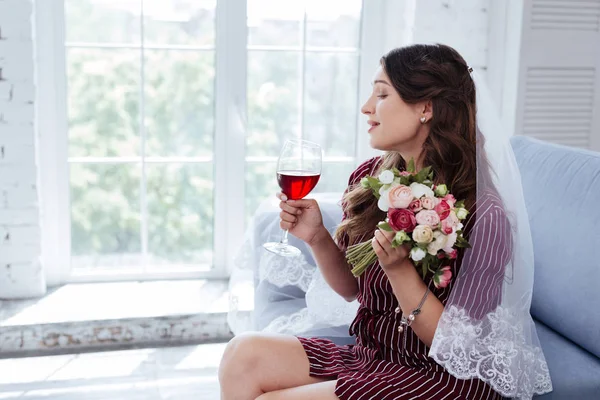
[
  {"xmin": 248, "ymin": 0, "xmax": 303, "ymax": 46},
  {"xmin": 65, "ymin": 0, "xmax": 141, "ymax": 44},
  {"xmin": 247, "ymin": 51, "xmax": 300, "ymax": 157},
  {"xmin": 146, "ymin": 163, "xmax": 214, "ymax": 266},
  {"xmin": 145, "ymin": 50, "xmax": 215, "ymax": 157},
  {"xmin": 306, "ymin": 0, "xmax": 362, "ymax": 47},
  {"xmin": 143, "ymin": 0, "xmax": 216, "ymax": 46},
  {"xmin": 70, "ymin": 164, "xmax": 141, "ymax": 269},
  {"xmin": 245, "ymin": 162, "xmax": 278, "ymax": 223},
  {"xmin": 312, "ymin": 162, "xmax": 355, "ymax": 193},
  {"xmin": 304, "ymin": 53, "xmax": 359, "ymax": 157},
  {"xmin": 67, "ymin": 49, "xmax": 140, "ymax": 157}
]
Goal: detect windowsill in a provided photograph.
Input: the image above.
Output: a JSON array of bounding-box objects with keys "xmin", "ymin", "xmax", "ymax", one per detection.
[{"xmin": 0, "ymin": 280, "xmax": 240, "ymax": 357}]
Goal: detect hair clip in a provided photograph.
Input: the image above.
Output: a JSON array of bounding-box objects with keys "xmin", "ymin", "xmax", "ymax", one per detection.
[{"xmin": 467, "ymin": 66, "xmax": 473, "ymax": 73}]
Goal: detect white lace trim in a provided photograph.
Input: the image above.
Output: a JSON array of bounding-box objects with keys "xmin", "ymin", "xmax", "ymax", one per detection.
[
  {"xmin": 429, "ymin": 305, "xmax": 553, "ymax": 399},
  {"xmin": 264, "ymin": 266, "xmax": 359, "ymax": 335},
  {"xmin": 258, "ymin": 251, "xmax": 314, "ymax": 292}
]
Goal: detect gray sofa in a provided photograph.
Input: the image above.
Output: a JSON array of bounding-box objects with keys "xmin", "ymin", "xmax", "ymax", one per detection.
[{"xmin": 251, "ymin": 136, "xmax": 600, "ymax": 399}]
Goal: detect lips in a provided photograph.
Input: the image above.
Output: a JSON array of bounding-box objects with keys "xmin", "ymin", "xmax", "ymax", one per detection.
[{"xmin": 367, "ymin": 120, "xmax": 380, "ymax": 133}]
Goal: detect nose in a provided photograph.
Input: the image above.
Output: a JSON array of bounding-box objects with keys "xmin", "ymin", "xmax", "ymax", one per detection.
[{"xmin": 361, "ymin": 96, "xmax": 374, "ymax": 115}]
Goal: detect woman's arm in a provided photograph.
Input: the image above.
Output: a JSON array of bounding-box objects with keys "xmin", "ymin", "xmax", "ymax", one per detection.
[
  {"xmin": 308, "ymin": 227, "xmax": 359, "ymax": 302},
  {"xmin": 372, "ymin": 229, "xmax": 443, "ymax": 347},
  {"xmin": 278, "ymin": 195, "xmax": 359, "ymax": 302},
  {"xmin": 384, "ymin": 260, "xmax": 443, "ymax": 347}
]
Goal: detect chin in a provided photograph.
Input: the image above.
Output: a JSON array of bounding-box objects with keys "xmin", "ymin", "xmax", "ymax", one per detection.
[{"xmin": 370, "ymin": 137, "xmax": 393, "ymax": 152}]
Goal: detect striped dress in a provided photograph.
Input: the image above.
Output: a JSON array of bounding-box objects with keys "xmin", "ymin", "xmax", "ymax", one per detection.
[{"xmin": 297, "ymin": 156, "xmax": 509, "ymax": 400}]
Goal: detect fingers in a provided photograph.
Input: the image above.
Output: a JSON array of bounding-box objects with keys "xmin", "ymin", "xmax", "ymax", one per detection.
[
  {"xmin": 280, "ymin": 210, "xmax": 297, "ymax": 224},
  {"xmin": 280, "ymin": 219, "xmax": 295, "ymax": 230},
  {"xmin": 377, "ymin": 229, "xmax": 395, "ymax": 244},
  {"xmin": 279, "ymin": 201, "xmax": 302, "ymax": 216},
  {"xmin": 372, "ymin": 233, "xmax": 389, "ymax": 258}
]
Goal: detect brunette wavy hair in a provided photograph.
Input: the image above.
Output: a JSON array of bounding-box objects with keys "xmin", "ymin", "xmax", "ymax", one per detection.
[{"xmin": 335, "ymin": 43, "xmax": 494, "ymax": 245}]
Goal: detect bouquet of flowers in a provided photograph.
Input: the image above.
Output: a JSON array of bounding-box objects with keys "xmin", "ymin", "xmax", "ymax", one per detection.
[{"xmin": 346, "ymin": 159, "xmax": 471, "ymax": 288}]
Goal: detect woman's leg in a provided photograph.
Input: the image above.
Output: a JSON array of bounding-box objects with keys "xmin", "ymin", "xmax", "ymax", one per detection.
[
  {"xmin": 218, "ymin": 332, "xmax": 334, "ymax": 400},
  {"xmin": 256, "ymin": 381, "xmax": 339, "ymax": 400}
]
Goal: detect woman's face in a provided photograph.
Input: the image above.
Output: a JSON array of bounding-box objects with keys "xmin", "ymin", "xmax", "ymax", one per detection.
[{"xmin": 360, "ymin": 66, "xmax": 431, "ymax": 153}]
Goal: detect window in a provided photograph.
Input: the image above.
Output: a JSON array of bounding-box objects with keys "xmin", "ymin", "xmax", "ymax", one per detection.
[{"xmin": 38, "ymin": 0, "xmax": 381, "ymax": 282}]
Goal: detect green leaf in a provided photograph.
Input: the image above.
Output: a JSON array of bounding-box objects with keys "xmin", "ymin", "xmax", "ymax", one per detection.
[
  {"xmin": 407, "ymin": 158, "xmax": 416, "ymax": 174},
  {"xmin": 377, "ymin": 221, "xmax": 393, "ymax": 232},
  {"xmin": 415, "ymin": 166, "xmax": 432, "ymax": 183}
]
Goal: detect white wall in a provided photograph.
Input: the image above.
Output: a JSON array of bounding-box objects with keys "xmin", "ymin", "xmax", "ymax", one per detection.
[
  {"xmin": 410, "ymin": 0, "xmax": 490, "ymax": 71},
  {"xmin": 0, "ymin": 0, "xmax": 46, "ymax": 299}
]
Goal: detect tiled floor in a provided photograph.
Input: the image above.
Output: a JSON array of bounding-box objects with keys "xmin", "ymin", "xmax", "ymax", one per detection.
[{"xmin": 0, "ymin": 343, "xmax": 227, "ymax": 399}]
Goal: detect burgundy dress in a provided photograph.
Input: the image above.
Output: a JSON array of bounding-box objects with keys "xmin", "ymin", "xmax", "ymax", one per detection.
[{"xmin": 297, "ymin": 157, "xmax": 508, "ymax": 400}]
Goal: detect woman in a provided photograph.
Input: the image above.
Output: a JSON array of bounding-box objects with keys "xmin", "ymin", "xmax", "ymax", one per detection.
[{"xmin": 219, "ymin": 44, "xmax": 551, "ymax": 400}]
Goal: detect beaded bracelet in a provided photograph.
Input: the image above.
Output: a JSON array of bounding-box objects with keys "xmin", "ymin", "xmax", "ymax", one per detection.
[{"xmin": 395, "ymin": 286, "xmax": 430, "ymax": 333}]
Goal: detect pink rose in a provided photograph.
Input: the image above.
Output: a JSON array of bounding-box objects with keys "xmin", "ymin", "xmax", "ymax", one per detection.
[
  {"xmin": 443, "ymin": 194, "xmax": 456, "ymax": 208},
  {"xmin": 441, "ymin": 221, "xmax": 453, "ymax": 235},
  {"xmin": 415, "ymin": 210, "xmax": 440, "ymax": 228},
  {"xmin": 441, "ymin": 211, "xmax": 461, "ymax": 235},
  {"xmin": 438, "ymin": 249, "xmax": 457, "ymax": 260},
  {"xmin": 388, "ymin": 208, "xmax": 417, "ymax": 233},
  {"xmin": 434, "ymin": 200, "xmax": 451, "ymax": 220},
  {"xmin": 421, "ymin": 196, "xmax": 436, "ymax": 210},
  {"xmin": 433, "ymin": 266, "xmax": 452, "ymax": 289},
  {"xmin": 408, "ymin": 199, "xmax": 423, "ymax": 213},
  {"xmin": 388, "ymin": 185, "xmax": 413, "ymax": 209},
  {"xmin": 399, "ymin": 171, "xmax": 411, "ymax": 176}
]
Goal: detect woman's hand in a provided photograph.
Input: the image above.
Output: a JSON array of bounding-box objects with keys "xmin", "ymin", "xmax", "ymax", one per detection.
[
  {"xmin": 277, "ymin": 193, "xmax": 327, "ymax": 247},
  {"xmin": 372, "ymin": 229, "xmax": 412, "ymax": 272}
]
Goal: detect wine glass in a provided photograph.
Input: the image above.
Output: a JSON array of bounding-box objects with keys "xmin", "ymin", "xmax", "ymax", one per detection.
[{"xmin": 263, "ymin": 139, "xmax": 322, "ymax": 257}]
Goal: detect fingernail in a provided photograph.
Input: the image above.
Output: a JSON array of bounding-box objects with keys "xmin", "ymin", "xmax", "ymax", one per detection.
[{"xmin": 281, "ymin": 195, "xmax": 287, "ymax": 201}]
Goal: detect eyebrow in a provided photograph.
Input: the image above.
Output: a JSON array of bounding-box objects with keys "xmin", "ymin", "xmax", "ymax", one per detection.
[{"xmin": 373, "ymin": 80, "xmax": 391, "ymax": 86}]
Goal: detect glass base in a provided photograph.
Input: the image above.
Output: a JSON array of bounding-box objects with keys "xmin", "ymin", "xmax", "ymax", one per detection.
[{"xmin": 263, "ymin": 241, "xmax": 302, "ymax": 257}]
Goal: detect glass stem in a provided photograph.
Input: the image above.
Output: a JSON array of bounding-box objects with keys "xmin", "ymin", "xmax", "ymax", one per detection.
[{"xmin": 281, "ymin": 229, "xmax": 290, "ymax": 245}]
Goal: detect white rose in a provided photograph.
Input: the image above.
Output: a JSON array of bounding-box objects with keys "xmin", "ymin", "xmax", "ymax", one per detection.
[
  {"xmin": 427, "ymin": 231, "xmax": 448, "ymax": 255},
  {"xmin": 456, "ymin": 207, "xmax": 468, "ymax": 220},
  {"xmin": 410, "ymin": 247, "xmax": 427, "ymax": 262},
  {"xmin": 443, "ymin": 232, "xmax": 457, "ymax": 253},
  {"xmin": 378, "ymin": 170, "xmax": 394, "ymax": 184},
  {"xmin": 409, "ymin": 182, "xmax": 434, "ymax": 199},
  {"xmin": 378, "ymin": 192, "xmax": 390, "ymax": 212},
  {"xmin": 412, "ymin": 225, "xmax": 434, "ymax": 244}
]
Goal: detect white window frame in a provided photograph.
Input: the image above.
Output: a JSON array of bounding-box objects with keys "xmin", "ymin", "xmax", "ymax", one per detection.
[{"xmin": 36, "ymin": 0, "xmax": 387, "ymax": 284}]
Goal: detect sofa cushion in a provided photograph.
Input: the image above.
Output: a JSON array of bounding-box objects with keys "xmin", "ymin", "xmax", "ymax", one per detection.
[
  {"xmin": 534, "ymin": 320, "xmax": 600, "ymax": 399},
  {"xmin": 511, "ymin": 136, "xmax": 600, "ymax": 358}
]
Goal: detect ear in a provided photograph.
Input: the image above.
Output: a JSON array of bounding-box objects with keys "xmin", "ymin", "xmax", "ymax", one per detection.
[{"xmin": 421, "ymin": 100, "xmax": 433, "ymax": 121}]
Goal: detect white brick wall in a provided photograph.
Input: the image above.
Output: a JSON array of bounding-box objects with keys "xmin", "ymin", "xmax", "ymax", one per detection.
[
  {"xmin": 412, "ymin": 0, "xmax": 490, "ymax": 71},
  {"xmin": 0, "ymin": 0, "xmax": 46, "ymax": 299}
]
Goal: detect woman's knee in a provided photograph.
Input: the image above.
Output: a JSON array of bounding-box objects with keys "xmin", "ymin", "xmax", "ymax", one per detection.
[{"xmin": 219, "ymin": 332, "xmax": 264, "ymax": 383}]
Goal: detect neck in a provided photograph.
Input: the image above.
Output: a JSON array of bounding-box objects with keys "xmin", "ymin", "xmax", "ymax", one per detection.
[{"xmin": 400, "ymin": 152, "xmax": 424, "ymax": 171}]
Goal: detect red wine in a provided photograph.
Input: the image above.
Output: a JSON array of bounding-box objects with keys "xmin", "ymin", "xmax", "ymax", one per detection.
[{"xmin": 277, "ymin": 171, "xmax": 321, "ymax": 200}]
